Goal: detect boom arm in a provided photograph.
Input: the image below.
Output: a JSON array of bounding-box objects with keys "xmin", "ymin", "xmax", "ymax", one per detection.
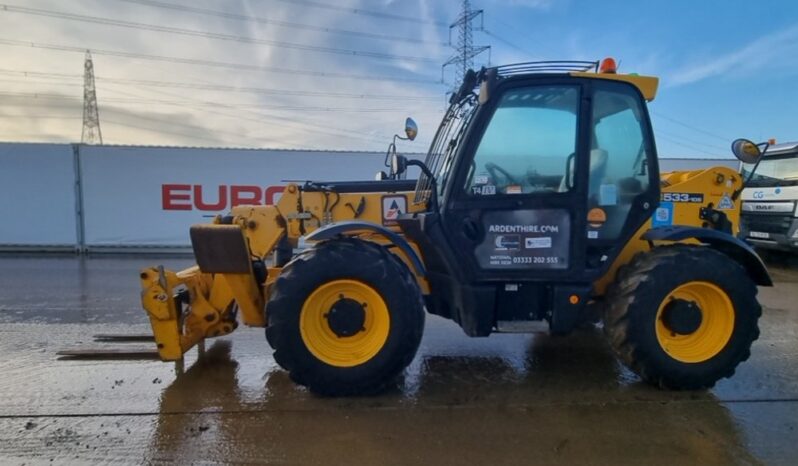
[{"xmin": 140, "ymin": 183, "xmax": 423, "ymax": 361}]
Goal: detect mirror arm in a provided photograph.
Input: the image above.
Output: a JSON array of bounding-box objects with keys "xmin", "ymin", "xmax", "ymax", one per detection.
[
  {"xmin": 407, "ymin": 159, "xmax": 438, "ymax": 211},
  {"xmin": 733, "ymin": 142, "xmax": 770, "ymax": 201},
  {"xmin": 384, "ymin": 140, "xmax": 397, "ymax": 169}
]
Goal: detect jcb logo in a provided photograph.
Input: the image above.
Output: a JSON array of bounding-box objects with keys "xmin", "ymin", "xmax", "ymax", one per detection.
[{"xmin": 162, "ymin": 184, "xmax": 284, "ymax": 211}]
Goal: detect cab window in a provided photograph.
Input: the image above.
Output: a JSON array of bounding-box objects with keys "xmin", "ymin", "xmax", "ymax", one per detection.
[
  {"xmin": 587, "ymin": 85, "xmax": 651, "ymax": 240},
  {"xmin": 466, "ymin": 86, "xmax": 579, "ymax": 196}
]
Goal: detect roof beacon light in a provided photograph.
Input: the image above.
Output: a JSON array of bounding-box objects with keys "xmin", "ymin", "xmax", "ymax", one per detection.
[{"xmin": 599, "ymin": 57, "xmax": 617, "ymax": 74}]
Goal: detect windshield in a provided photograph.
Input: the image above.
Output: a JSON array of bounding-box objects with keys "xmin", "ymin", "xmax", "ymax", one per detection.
[
  {"xmin": 413, "ymin": 94, "xmax": 478, "ymax": 204},
  {"xmin": 743, "ymin": 155, "xmax": 798, "ymax": 187}
]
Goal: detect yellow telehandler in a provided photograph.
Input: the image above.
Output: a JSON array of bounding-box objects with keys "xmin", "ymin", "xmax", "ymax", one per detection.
[{"xmin": 75, "ymin": 59, "xmax": 774, "ymax": 396}]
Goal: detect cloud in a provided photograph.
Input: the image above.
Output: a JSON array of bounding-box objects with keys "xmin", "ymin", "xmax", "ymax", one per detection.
[
  {"xmin": 0, "ymin": 0, "xmax": 448, "ymax": 150},
  {"xmin": 667, "ymin": 24, "xmax": 798, "ymax": 87}
]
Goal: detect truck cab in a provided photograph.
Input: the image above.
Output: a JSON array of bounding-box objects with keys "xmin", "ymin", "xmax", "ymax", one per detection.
[{"xmin": 740, "ymin": 141, "xmax": 798, "ymax": 251}]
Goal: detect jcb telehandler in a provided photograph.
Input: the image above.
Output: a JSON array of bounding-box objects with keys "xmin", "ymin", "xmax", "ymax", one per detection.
[{"xmin": 129, "ymin": 60, "xmax": 772, "ymax": 395}]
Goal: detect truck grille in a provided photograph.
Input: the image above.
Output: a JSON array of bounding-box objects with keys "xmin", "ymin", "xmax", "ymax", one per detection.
[{"xmin": 741, "ymin": 214, "xmax": 793, "ymax": 235}]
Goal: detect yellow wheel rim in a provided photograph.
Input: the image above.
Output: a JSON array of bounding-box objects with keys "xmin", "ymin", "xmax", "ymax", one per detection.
[
  {"xmin": 655, "ymin": 281, "xmax": 735, "ymax": 363},
  {"xmin": 300, "ymin": 279, "xmax": 390, "ymax": 367}
]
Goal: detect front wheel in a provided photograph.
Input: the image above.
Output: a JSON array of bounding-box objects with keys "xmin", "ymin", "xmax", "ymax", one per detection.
[
  {"xmin": 266, "ymin": 238, "xmax": 425, "ymax": 396},
  {"xmin": 604, "ymin": 245, "xmax": 761, "ymax": 389}
]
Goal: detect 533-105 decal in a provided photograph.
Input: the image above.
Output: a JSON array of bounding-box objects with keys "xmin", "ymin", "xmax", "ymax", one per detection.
[{"xmin": 661, "ymin": 192, "xmax": 704, "ymax": 203}]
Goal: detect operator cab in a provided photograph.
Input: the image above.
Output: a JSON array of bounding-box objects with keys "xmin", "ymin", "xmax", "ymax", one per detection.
[{"xmin": 394, "ymin": 59, "xmax": 661, "ymax": 336}]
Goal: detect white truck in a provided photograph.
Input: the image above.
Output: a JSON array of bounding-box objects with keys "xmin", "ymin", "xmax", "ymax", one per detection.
[{"xmin": 740, "ymin": 141, "xmax": 798, "ymax": 251}]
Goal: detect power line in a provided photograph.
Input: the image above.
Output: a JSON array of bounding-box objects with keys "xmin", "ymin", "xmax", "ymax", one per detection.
[
  {"xmin": 656, "ymin": 133, "xmax": 723, "ymax": 157},
  {"xmin": 0, "ymin": 4, "xmax": 440, "ymax": 63},
  {"xmin": 99, "ymin": 84, "xmax": 395, "ymax": 147},
  {"xmin": 114, "ymin": 0, "xmax": 447, "ymax": 46},
  {"xmin": 651, "ymin": 111, "xmax": 731, "ymax": 143},
  {"xmin": 654, "ymin": 128, "xmax": 729, "ymax": 152},
  {"xmin": 267, "ymin": 0, "xmax": 447, "ymax": 26},
  {"xmin": 482, "ymin": 29, "xmax": 535, "ymax": 59},
  {"xmin": 0, "ymin": 114, "xmax": 82, "ymax": 119},
  {"xmin": 0, "ymin": 38, "xmax": 441, "ymax": 85},
  {"xmin": 102, "ymin": 118, "xmax": 244, "ymax": 146},
  {"xmin": 0, "ymin": 89, "xmax": 440, "ymax": 113},
  {"xmin": 0, "ymin": 68, "xmax": 440, "ymax": 101}
]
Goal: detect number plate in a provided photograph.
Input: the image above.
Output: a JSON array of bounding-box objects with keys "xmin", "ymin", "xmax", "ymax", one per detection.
[{"xmin": 749, "ymin": 231, "xmax": 770, "ymax": 239}]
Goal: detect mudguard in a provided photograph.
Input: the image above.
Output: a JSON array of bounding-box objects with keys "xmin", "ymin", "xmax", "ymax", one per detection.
[
  {"xmin": 642, "ymin": 226, "xmax": 772, "ymax": 286},
  {"xmin": 305, "ymin": 221, "xmax": 426, "ymax": 277}
]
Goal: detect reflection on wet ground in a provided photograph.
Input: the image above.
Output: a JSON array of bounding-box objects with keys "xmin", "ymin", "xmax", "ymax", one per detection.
[{"xmin": 1, "ymin": 254, "xmax": 797, "ymax": 464}]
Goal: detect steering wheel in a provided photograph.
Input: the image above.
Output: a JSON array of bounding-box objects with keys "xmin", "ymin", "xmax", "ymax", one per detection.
[{"xmin": 485, "ymin": 162, "xmax": 520, "ymax": 189}]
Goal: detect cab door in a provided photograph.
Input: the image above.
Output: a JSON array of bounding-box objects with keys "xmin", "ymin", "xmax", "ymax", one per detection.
[{"xmin": 442, "ymin": 80, "xmax": 590, "ymax": 282}]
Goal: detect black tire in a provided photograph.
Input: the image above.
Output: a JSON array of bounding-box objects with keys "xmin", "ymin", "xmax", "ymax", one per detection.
[
  {"xmin": 265, "ymin": 238, "xmax": 425, "ymax": 396},
  {"xmin": 604, "ymin": 245, "xmax": 761, "ymax": 389}
]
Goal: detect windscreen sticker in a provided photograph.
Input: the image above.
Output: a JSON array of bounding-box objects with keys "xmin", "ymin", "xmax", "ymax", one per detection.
[
  {"xmin": 475, "ymin": 210, "xmax": 569, "ymax": 270},
  {"xmin": 472, "ymin": 185, "xmax": 496, "ymax": 196},
  {"xmin": 506, "ymin": 185, "xmax": 522, "ymax": 195},
  {"xmin": 718, "ymin": 193, "xmax": 735, "ymax": 210},
  {"xmin": 474, "ymin": 174, "xmax": 489, "ymax": 185},
  {"xmin": 652, "ymin": 202, "xmax": 673, "ymax": 227},
  {"xmin": 599, "ymin": 184, "xmax": 618, "ymax": 206},
  {"xmin": 662, "ymin": 192, "xmax": 704, "ymax": 203}
]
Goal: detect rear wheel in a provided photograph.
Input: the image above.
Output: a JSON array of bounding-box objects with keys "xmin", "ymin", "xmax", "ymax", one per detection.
[
  {"xmin": 266, "ymin": 238, "xmax": 425, "ymax": 396},
  {"xmin": 604, "ymin": 245, "xmax": 761, "ymax": 389}
]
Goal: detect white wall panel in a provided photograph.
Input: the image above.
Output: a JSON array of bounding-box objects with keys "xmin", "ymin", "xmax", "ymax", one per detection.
[
  {"xmin": 79, "ymin": 146, "xmax": 388, "ymax": 246},
  {"xmin": 0, "ymin": 143, "xmax": 77, "ymax": 246}
]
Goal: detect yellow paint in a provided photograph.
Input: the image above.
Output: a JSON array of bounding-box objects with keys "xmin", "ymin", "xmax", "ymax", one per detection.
[
  {"xmin": 299, "ymin": 279, "xmax": 391, "ymax": 367},
  {"xmin": 593, "ymin": 166, "xmax": 742, "ymax": 295},
  {"xmin": 655, "ymin": 281, "xmax": 735, "ymax": 363},
  {"xmin": 570, "ymin": 72, "xmax": 660, "ymax": 101}
]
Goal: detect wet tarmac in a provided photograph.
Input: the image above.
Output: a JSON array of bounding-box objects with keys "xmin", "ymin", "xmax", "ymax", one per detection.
[{"xmin": 1, "ymin": 254, "xmax": 797, "ymax": 464}]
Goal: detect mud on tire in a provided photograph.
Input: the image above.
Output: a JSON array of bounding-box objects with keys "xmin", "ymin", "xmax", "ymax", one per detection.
[
  {"xmin": 604, "ymin": 245, "xmax": 761, "ymax": 390},
  {"xmin": 265, "ymin": 237, "xmax": 425, "ymax": 396}
]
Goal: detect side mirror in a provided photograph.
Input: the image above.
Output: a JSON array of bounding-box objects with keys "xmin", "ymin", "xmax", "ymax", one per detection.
[
  {"xmin": 375, "ymin": 171, "xmax": 389, "ymax": 180},
  {"xmin": 391, "ymin": 153, "xmax": 407, "ymax": 177},
  {"xmin": 404, "ymin": 118, "xmax": 418, "ymax": 141},
  {"xmin": 731, "ymin": 138, "xmax": 763, "ymax": 164}
]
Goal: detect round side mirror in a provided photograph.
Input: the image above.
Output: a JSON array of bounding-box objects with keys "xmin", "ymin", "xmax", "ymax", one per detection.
[
  {"xmin": 404, "ymin": 117, "xmax": 418, "ymax": 141},
  {"xmin": 731, "ymin": 138, "xmax": 762, "ymax": 164},
  {"xmin": 375, "ymin": 171, "xmax": 389, "ymax": 180},
  {"xmin": 391, "ymin": 153, "xmax": 408, "ymax": 176}
]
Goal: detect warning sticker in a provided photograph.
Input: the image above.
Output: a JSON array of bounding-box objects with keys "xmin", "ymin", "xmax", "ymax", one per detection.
[
  {"xmin": 381, "ymin": 195, "xmax": 406, "ymax": 226},
  {"xmin": 718, "ymin": 193, "xmax": 735, "ymax": 210}
]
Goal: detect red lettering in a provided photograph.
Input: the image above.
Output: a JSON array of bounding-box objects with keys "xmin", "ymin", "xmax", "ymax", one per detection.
[
  {"xmin": 163, "ymin": 184, "xmax": 286, "ymax": 211},
  {"xmin": 193, "ymin": 185, "xmax": 228, "ymax": 211},
  {"xmin": 265, "ymin": 186, "xmax": 284, "ymax": 206},
  {"xmin": 162, "ymin": 184, "xmax": 192, "ymax": 210},
  {"xmin": 231, "ymin": 185, "xmax": 262, "ymax": 207}
]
